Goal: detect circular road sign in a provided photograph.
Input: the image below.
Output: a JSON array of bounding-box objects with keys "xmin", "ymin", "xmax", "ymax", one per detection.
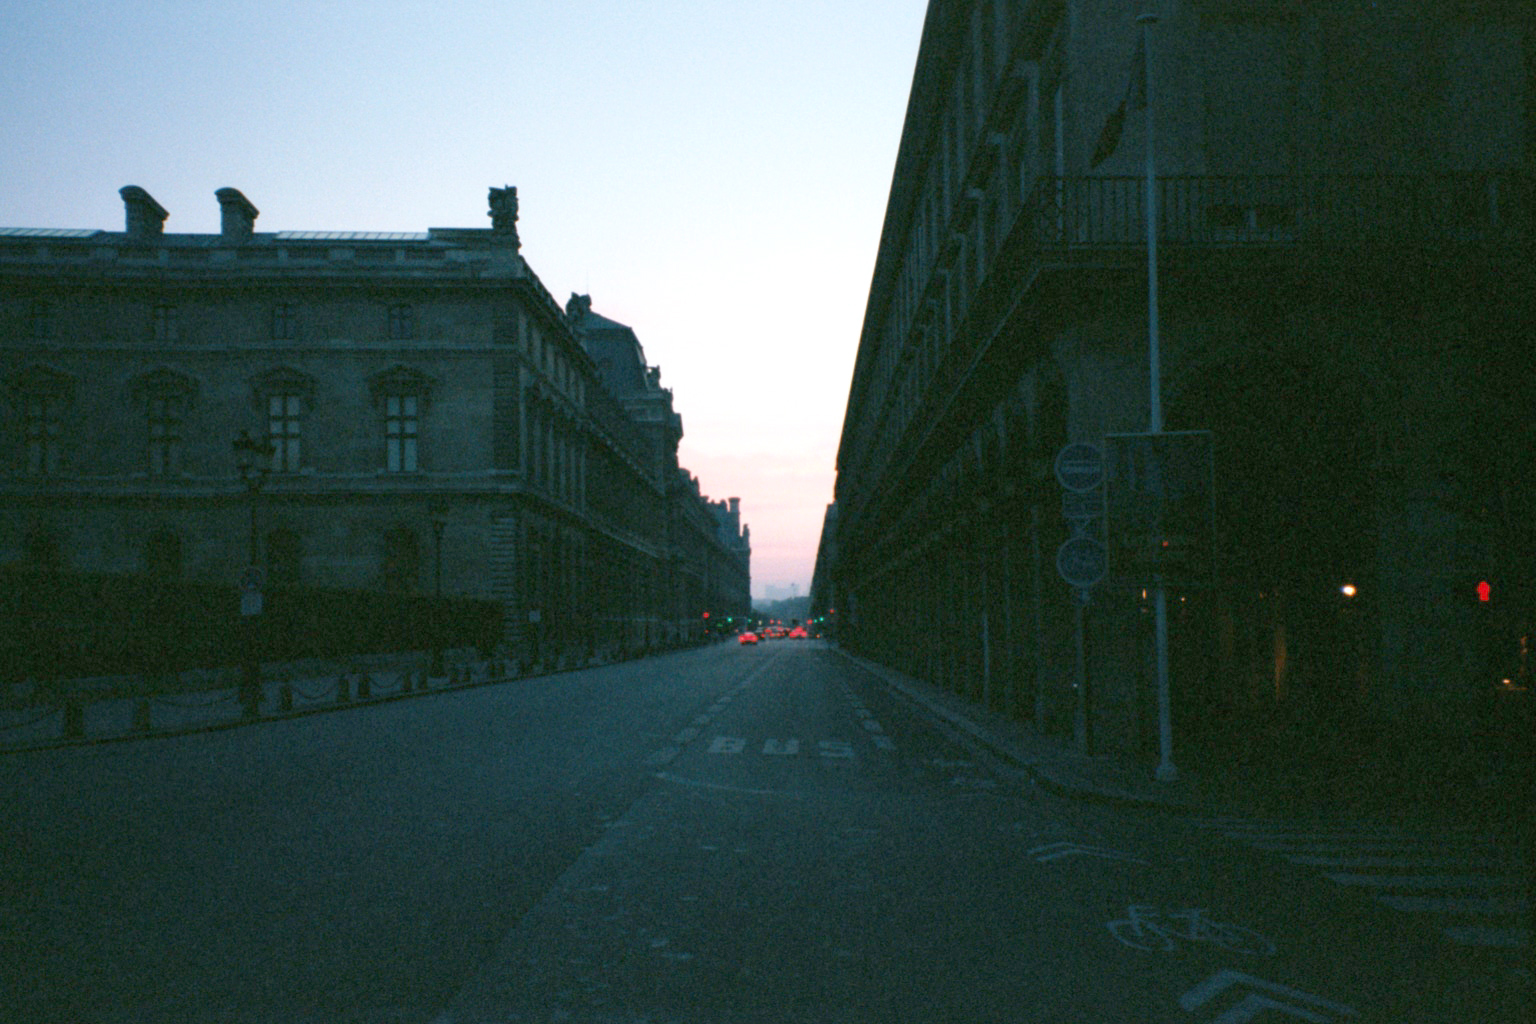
[
  {"xmin": 1056, "ymin": 536, "xmax": 1107, "ymax": 589},
  {"xmin": 1054, "ymin": 442, "xmax": 1103, "ymax": 493}
]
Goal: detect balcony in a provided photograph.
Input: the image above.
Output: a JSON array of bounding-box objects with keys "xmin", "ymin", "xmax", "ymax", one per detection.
[{"xmin": 1018, "ymin": 173, "xmax": 1532, "ymax": 257}]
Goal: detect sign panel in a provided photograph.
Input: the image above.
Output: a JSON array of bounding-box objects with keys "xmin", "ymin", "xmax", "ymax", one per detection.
[
  {"xmin": 1054, "ymin": 442, "xmax": 1104, "ymax": 493},
  {"xmin": 1103, "ymin": 431, "xmax": 1215, "ymax": 587}
]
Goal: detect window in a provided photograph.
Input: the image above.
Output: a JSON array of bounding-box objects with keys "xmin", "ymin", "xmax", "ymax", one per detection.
[
  {"xmin": 147, "ymin": 394, "xmax": 184, "ymax": 475},
  {"xmin": 151, "ymin": 304, "xmax": 178, "ymax": 342},
  {"xmin": 272, "ymin": 303, "xmax": 296, "ymax": 340},
  {"xmin": 24, "ymin": 393, "xmax": 62, "ymax": 475},
  {"xmin": 388, "ymin": 304, "xmax": 414, "ymax": 340},
  {"xmin": 385, "ymin": 394, "xmax": 418, "ymax": 472},
  {"xmin": 30, "ymin": 300, "xmax": 53, "ymax": 341},
  {"xmin": 267, "ymin": 394, "xmax": 302, "ymax": 473}
]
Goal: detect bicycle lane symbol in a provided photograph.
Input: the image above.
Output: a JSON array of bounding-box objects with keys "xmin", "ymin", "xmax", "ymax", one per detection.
[{"xmin": 1107, "ymin": 905, "xmax": 1277, "ymax": 956}]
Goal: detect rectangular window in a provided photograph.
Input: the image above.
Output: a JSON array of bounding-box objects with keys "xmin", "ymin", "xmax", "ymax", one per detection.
[
  {"xmin": 147, "ymin": 396, "xmax": 182, "ymax": 475},
  {"xmin": 152, "ymin": 304, "xmax": 178, "ymax": 342},
  {"xmin": 388, "ymin": 304, "xmax": 414, "ymax": 340},
  {"xmin": 385, "ymin": 394, "xmax": 418, "ymax": 472},
  {"xmin": 267, "ymin": 394, "xmax": 302, "ymax": 473},
  {"xmin": 24, "ymin": 395, "xmax": 61, "ymax": 475},
  {"xmin": 30, "ymin": 300, "xmax": 53, "ymax": 341},
  {"xmin": 272, "ymin": 303, "xmax": 296, "ymax": 340}
]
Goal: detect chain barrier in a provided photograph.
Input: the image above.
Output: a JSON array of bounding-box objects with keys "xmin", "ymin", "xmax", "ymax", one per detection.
[
  {"xmin": 2, "ymin": 650, "xmax": 523, "ymax": 748},
  {"xmin": 286, "ymin": 679, "xmax": 337, "ymax": 703},
  {"xmin": 153, "ymin": 691, "xmax": 238, "ymax": 709},
  {"xmin": 0, "ymin": 708, "xmax": 62, "ymax": 733}
]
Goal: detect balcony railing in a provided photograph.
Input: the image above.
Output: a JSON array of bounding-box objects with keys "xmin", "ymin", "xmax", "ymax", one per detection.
[{"xmin": 1019, "ymin": 173, "xmax": 1532, "ymax": 255}]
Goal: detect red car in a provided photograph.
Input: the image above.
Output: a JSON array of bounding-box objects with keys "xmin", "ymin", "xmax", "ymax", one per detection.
[{"xmin": 738, "ymin": 631, "xmax": 759, "ymax": 645}]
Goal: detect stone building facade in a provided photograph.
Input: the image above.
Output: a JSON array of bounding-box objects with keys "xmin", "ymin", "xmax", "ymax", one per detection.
[
  {"xmin": 1, "ymin": 184, "xmax": 749, "ymax": 668},
  {"xmin": 819, "ymin": 0, "xmax": 1534, "ymax": 764}
]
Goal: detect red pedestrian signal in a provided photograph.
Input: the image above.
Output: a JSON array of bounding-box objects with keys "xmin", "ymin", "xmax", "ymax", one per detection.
[{"xmin": 1476, "ymin": 580, "xmax": 1492, "ymax": 603}]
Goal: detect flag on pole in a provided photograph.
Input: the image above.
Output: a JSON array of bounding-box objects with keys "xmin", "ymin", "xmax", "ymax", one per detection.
[{"xmin": 1089, "ymin": 34, "xmax": 1147, "ymax": 168}]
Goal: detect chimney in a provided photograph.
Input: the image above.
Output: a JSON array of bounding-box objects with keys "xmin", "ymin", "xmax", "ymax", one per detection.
[
  {"xmin": 729, "ymin": 497, "xmax": 740, "ymax": 517},
  {"xmin": 215, "ymin": 188, "xmax": 259, "ymax": 243},
  {"xmin": 120, "ymin": 186, "xmax": 168, "ymax": 240}
]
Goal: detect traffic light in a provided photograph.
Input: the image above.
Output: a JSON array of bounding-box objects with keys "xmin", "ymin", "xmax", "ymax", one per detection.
[{"xmin": 1476, "ymin": 580, "xmax": 1492, "ymax": 604}]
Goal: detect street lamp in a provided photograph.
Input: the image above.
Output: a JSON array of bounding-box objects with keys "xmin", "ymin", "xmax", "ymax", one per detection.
[
  {"xmin": 233, "ymin": 428, "xmax": 273, "ymax": 717},
  {"xmin": 430, "ymin": 502, "xmax": 448, "ymax": 677}
]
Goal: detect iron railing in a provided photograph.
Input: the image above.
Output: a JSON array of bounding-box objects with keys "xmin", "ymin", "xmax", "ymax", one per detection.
[{"xmin": 1019, "ymin": 173, "xmax": 1532, "ymax": 254}]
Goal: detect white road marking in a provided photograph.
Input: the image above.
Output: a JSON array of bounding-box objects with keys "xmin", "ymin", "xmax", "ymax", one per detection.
[
  {"xmin": 762, "ymin": 739, "xmax": 800, "ymax": 756},
  {"xmin": 871, "ymin": 735, "xmax": 896, "ymax": 750},
  {"xmin": 1440, "ymin": 926, "xmax": 1529, "ymax": 948},
  {"xmin": 819, "ymin": 740, "xmax": 855, "ymax": 759},
  {"xmin": 645, "ymin": 747, "xmax": 679, "ymax": 766},
  {"xmin": 673, "ymin": 728, "xmax": 699, "ymax": 744},
  {"xmin": 708, "ymin": 736, "xmax": 746, "ymax": 754},
  {"xmin": 1324, "ymin": 873, "xmax": 1520, "ymax": 890},
  {"xmin": 1178, "ymin": 969, "xmax": 1356, "ymax": 1019},
  {"xmin": 861, "ymin": 719, "xmax": 884, "ymax": 732},
  {"xmin": 1376, "ymin": 895, "xmax": 1529, "ymax": 915},
  {"xmin": 1286, "ymin": 855, "xmax": 1484, "ymax": 869}
]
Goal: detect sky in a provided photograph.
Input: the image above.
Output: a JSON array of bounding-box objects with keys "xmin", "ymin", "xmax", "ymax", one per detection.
[{"xmin": 0, "ymin": 0, "xmax": 929, "ymax": 599}]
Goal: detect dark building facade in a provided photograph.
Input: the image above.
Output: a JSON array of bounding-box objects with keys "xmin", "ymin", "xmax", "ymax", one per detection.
[
  {"xmin": 819, "ymin": 0, "xmax": 1535, "ymax": 765},
  {"xmin": 1, "ymin": 184, "xmax": 749, "ymax": 670}
]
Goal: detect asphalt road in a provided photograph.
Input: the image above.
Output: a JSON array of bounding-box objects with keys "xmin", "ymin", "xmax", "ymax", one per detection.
[{"xmin": 0, "ymin": 640, "xmax": 1526, "ymax": 1022}]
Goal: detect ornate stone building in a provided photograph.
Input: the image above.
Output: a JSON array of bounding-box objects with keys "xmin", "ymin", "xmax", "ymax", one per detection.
[
  {"xmin": 1, "ymin": 184, "xmax": 749, "ymax": 669},
  {"xmin": 821, "ymin": 0, "xmax": 1534, "ymax": 763}
]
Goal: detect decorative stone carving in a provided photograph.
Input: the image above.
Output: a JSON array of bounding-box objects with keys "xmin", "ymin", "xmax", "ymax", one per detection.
[{"xmin": 488, "ymin": 185, "xmax": 520, "ymax": 248}]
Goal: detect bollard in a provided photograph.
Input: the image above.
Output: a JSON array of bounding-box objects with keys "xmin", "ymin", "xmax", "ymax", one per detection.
[
  {"xmin": 131, "ymin": 698, "xmax": 151, "ymax": 732},
  {"xmin": 336, "ymin": 674, "xmax": 351, "ymax": 704},
  {"xmin": 279, "ymin": 684, "xmax": 294, "ymax": 713},
  {"xmin": 357, "ymin": 672, "xmax": 371, "ymax": 699},
  {"xmin": 62, "ymin": 699, "xmax": 84, "ymax": 739}
]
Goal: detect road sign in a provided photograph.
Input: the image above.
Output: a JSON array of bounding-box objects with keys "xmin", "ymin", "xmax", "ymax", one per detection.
[
  {"xmin": 1056, "ymin": 536, "xmax": 1107, "ymax": 589},
  {"xmin": 1104, "ymin": 431, "xmax": 1215, "ymax": 587},
  {"xmin": 1054, "ymin": 442, "xmax": 1104, "ymax": 493}
]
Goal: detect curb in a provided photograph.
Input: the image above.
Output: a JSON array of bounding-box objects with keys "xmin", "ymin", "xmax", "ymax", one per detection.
[{"xmin": 830, "ymin": 646, "xmax": 1217, "ymax": 816}]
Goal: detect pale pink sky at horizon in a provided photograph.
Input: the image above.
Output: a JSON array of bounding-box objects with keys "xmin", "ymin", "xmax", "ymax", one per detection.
[{"xmin": 0, "ymin": 0, "xmax": 929, "ymax": 597}]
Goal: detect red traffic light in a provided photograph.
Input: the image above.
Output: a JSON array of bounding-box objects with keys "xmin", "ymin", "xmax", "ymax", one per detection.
[{"xmin": 1476, "ymin": 580, "xmax": 1492, "ymax": 603}]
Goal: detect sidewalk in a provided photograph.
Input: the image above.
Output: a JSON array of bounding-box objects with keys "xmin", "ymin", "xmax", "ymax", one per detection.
[{"xmin": 836, "ymin": 648, "xmax": 1534, "ymax": 833}]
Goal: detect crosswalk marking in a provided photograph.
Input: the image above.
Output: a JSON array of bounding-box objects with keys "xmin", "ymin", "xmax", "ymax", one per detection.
[
  {"xmin": 1324, "ymin": 873, "xmax": 1521, "ymax": 890},
  {"xmin": 1196, "ymin": 817, "xmax": 1529, "ymax": 951},
  {"xmin": 1441, "ymin": 926, "xmax": 1528, "ymax": 948},
  {"xmin": 1376, "ymin": 896, "xmax": 1528, "ymax": 915}
]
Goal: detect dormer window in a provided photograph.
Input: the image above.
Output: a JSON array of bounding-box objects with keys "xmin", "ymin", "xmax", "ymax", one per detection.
[
  {"xmin": 151, "ymin": 304, "xmax": 178, "ymax": 342},
  {"xmin": 272, "ymin": 303, "xmax": 297, "ymax": 340},
  {"xmin": 387, "ymin": 304, "xmax": 414, "ymax": 340},
  {"xmin": 30, "ymin": 300, "xmax": 54, "ymax": 341}
]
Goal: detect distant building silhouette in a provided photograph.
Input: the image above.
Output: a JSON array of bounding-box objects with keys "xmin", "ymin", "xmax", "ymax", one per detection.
[{"xmin": 1, "ymin": 186, "xmax": 749, "ymax": 668}]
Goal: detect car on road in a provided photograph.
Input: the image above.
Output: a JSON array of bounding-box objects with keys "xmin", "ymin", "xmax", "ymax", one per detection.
[
  {"xmin": 788, "ymin": 627, "xmax": 808, "ymax": 639},
  {"xmin": 737, "ymin": 631, "xmax": 759, "ymax": 645}
]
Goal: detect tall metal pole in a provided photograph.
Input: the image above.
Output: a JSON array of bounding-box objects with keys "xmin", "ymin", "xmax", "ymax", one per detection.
[
  {"xmin": 431, "ymin": 516, "xmax": 445, "ymax": 677},
  {"xmin": 1140, "ymin": 9, "xmax": 1177, "ymax": 783}
]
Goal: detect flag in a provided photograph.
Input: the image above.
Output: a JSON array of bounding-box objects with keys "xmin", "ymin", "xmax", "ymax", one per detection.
[{"xmin": 1089, "ymin": 34, "xmax": 1147, "ymax": 169}]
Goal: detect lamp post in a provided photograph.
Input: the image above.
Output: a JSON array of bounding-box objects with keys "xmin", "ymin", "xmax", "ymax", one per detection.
[
  {"xmin": 233, "ymin": 429, "xmax": 273, "ymax": 718},
  {"xmin": 430, "ymin": 503, "xmax": 447, "ymax": 677}
]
